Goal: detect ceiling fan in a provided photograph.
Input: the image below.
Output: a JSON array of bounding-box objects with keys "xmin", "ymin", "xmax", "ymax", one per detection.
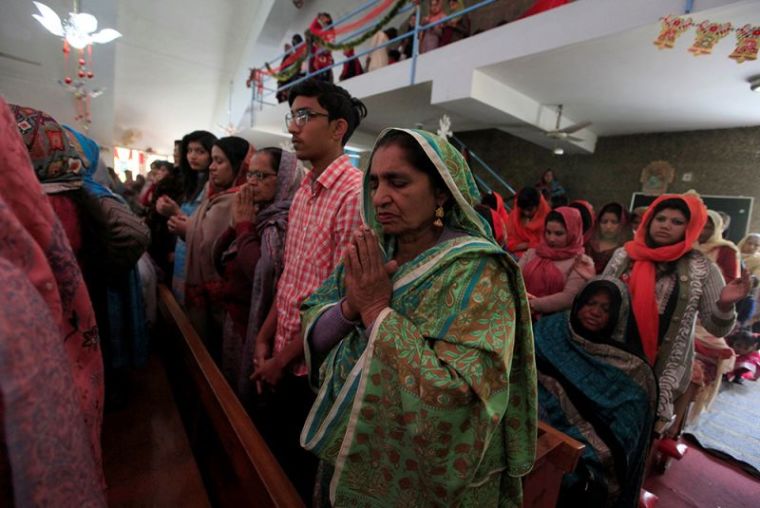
[{"xmin": 544, "ymin": 104, "xmax": 592, "ymax": 142}]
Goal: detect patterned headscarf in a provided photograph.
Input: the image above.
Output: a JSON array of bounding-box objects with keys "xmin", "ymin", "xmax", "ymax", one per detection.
[
  {"xmin": 64, "ymin": 125, "xmax": 116, "ymax": 199},
  {"xmin": 362, "ymin": 128, "xmax": 494, "ymax": 250},
  {"xmin": 10, "ymin": 104, "xmax": 84, "ymax": 193}
]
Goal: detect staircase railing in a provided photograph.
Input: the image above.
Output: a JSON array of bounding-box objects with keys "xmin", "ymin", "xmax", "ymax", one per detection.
[{"xmin": 450, "ymin": 134, "xmax": 516, "ymax": 208}]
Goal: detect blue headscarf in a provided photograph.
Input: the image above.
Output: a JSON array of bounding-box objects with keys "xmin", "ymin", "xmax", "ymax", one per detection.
[{"xmin": 63, "ymin": 126, "xmax": 116, "ymax": 199}]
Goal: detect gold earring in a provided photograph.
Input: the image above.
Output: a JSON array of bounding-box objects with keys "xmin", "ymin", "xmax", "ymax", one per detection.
[{"xmin": 433, "ymin": 206, "xmax": 445, "ymax": 227}]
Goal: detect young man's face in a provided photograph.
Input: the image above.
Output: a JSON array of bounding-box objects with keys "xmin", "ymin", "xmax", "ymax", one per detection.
[{"xmin": 288, "ymin": 95, "xmax": 335, "ymax": 162}]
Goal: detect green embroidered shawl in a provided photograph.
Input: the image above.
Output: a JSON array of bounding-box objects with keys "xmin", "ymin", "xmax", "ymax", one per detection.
[{"xmin": 301, "ymin": 129, "xmax": 537, "ymax": 507}]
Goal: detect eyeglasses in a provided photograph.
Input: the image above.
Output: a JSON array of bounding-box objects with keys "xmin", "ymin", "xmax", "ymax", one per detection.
[
  {"xmin": 246, "ymin": 171, "xmax": 277, "ymax": 181},
  {"xmin": 285, "ymin": 109, "xmax": 329, "ymax": 128}
]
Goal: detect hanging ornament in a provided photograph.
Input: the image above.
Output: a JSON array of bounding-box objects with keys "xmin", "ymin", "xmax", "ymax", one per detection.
[
  {"xmin": 436, "ymin": 114, "xmax": 453, "ymax": 139},
  {"xmin": 729, "ymin": 24, "xmax": 760, "ymax": 63},
  {"xmin": 58, "ymin": 78, "xmax": 104, "ymax": 130},
  {"xmin": 653, "ymin": 16, "xmax": 694, "ymax": 49},
  {"xmin": 688, "ymin": 20, "xmax": 733, "ymax": 56}
]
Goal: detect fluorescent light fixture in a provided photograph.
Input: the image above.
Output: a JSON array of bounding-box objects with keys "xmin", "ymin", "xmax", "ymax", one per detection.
[{"xmin": 553, "ymin": 147, "xmax": 565, "ymax": 155}]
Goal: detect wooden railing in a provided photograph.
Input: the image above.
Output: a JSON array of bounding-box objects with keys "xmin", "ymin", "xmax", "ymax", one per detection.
[
  {"xmin": 158, "ymin": 283, "xmax": 583, "ymax": 507},
  {"xmin": 157, "ymin": 284, "xmax": 304, "ymax": 508}
]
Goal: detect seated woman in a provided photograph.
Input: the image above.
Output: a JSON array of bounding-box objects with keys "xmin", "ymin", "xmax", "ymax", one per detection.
[
  {"xmin": 300, "ymin": 129, "xmax": 537, "ymax": 506},
  {"xmin": 184, "ymin": 136, "xmax": 251, "ymax": 360},
  {"xmin": 603, "ymin": 194, "xmax": 750, "ymax": 434},
  {"xmin": 629, "ymin": 206, "xmax": 647, "ymax": 232},
  {"xmin": 506, "ymin": 186, "xmax": 551, "ymax": 256},
  {"xmin": 535, "ymin": 169, "xmax": 567, "ymax": 208},
  {"xmin": 586, "ymin": 202, "xmax": 632, "ymax": 274},
  {"xmin": 212, "ymin": 148, "xmax": 302, "ymax": 395},
  {"xmin": 519, "ymin": 207, "xmax": 595, "ymax": 316},
  {"xmin": 568, "ymin": 199, "xmax": 595, "ymax": 245},
  {"xmin": 534, "ymin": 277, "xmax": 657, "ymax": 508}
]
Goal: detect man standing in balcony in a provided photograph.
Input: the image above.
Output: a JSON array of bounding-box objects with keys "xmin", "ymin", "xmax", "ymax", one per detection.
[{"xmin": 251, "ymin": 78, "xmax": 367, "ymax": 501}]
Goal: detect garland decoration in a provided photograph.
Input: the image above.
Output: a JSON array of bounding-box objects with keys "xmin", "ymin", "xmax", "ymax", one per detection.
[
  {"xmin": 308, "ymin": 0, "xmax": 409, "ymax": 52},
  {"xmin": 688, "ymin": 20, "xmax": 732, "ymax": 56},
  {"xmin": 264, "ymin": 53, "xmax": 307, "ymax": 82},
  {"xmin": 653, "ymin": 15, "xmax": 760, "ymax": 64}
]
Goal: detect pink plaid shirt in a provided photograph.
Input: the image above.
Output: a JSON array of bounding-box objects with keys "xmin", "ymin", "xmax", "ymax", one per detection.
[{"xmin": 274, "ymin": 154, "xmax": 363, "ymax": 376}]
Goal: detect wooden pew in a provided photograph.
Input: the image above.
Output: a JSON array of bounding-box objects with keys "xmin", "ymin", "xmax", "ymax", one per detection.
[
  {"xmin": 157, "ymin": 284, "xmax": 304, "ymax": 508},
  {"xmin": 523, "ymin": 421, "xmax": 585, "ymax": 508},
  {"xmin": 157, "ymin": 283, "xmax": 583, "ymax": 507}
]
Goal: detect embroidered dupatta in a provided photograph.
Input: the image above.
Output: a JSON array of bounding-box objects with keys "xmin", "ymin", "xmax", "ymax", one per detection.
[{"xmin": 301, "ymin": 129, "xmax": 537, "ymax": 507}]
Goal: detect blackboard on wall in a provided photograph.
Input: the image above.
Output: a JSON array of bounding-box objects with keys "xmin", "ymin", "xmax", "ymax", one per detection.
[{"xmin": 629, "ymin": 192, "xmax": 754, "ymax": 244}]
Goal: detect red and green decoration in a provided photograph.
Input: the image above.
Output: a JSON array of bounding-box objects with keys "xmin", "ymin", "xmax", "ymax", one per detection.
[
  {"xmin": 654, "ymin": 15, "xmax": 760, "ymax": 62},
  {"xmin": 249, "ymin": 0, "xmax": 409, "ymax": 86}
]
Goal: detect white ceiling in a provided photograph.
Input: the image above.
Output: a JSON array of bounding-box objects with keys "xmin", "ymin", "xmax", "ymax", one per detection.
[
  {"xmin": 112, "ymin": 0, "xmax": 263, "ymax": 153},
  {"xmin": 2, "ymin": 0, "xmax": 759, "ymax": 157},
  {"xmin": 482, "ymin": 1, "xmax": 760, "ymax": 136}
]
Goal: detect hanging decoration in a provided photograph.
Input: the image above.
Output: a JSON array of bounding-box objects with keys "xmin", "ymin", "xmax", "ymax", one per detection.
[
  {"xmin": 688, "ymin": 20, "xmax": 733, "ymax": 56},
  {"xmin": 32, "ymin": 1, "xmax": 121, "ymax": 128},
  {"xmin": 308, "ymin": 0, "xmax": 408, "ymax": 52},
  {"xmin": 251, "ymin": 0, "xmax": 408, "ymax": 83},
  {"xmin": 436, "ymin": 114, "xmax": 453, "ymax": 139},
  {"xmin": 729, "ymin": 24, "xmax": 760, "ymax": 63},
  {"xmin": 653, "ymin": 15, "xmax": 760, "ymax": 64},
  {"xmin": 57, "ymin": 78, "xmax": 104, "ymax": 129},
  {"xmin": 653, "ymin": 15, "xmax": 694, "ymax": 49}
]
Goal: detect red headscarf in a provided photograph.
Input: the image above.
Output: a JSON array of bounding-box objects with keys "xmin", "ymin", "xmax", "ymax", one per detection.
[
  {"xmin": 522, "ymin": 206, "xmax": 585, "ymax": 297},
  {"xmin": 482, "ymin": 191, "xmax": 510, "ymax": 247},
  {"xmin": 624, "ymin": 193, "xmax": 708, "ymax": 364},
  {"xmin": 507, "ymin": 193, "xmax": 550, "ymax": 254},
  {"xmin": 570, "ymin": 199, "xmax": 595, "ymax": 245}
]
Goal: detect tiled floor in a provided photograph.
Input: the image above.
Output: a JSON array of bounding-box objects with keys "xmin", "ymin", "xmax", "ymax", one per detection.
[{"xmin": 102, "ymin": 356, "xmax": 210, "ymax": 507}]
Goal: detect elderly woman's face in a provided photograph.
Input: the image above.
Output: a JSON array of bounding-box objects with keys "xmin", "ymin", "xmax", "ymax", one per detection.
[
  {"xmin": 369, "ymin": 144, "xmax": 446, "ymax": 236},
  {"xmin": 577, "ymin": 290, "xmax": 611, "ymax": 333},
  {"xmin": 247, "ymin": 151, "xmax": 278, "ymax": 204}
]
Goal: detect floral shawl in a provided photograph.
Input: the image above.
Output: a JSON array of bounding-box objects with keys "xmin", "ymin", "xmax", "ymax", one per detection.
[
  {"xmin": 534, "ymin": 278, "xmax": 657, "ymax": 508},
  {"xmin": 300, "ymin": 129, "xmax": 537, "ymax": 507},
  {"xmin": 3, "ymin": 99, "xmax": 104, "ymax": 490}
]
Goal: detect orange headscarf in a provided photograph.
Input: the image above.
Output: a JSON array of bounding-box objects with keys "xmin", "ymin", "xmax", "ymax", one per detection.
[
  {"xmin": 624, "ymin": 193, "xmax": 707, "ymax": 364},
  {"xmin": 506, "ymin": 193, "xmax": 551, "ymax": 254}
]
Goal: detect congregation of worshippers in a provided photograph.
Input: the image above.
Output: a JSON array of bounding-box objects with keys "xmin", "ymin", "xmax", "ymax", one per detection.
[{"xmin": 2, "ymin": 4, "xmax": 760, "ymax": 501}]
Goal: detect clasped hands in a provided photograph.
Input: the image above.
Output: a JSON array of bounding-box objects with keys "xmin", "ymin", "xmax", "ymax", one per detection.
[{"xmin": 342, "ymin": 226, "xmax": 398, "ymax": 328}]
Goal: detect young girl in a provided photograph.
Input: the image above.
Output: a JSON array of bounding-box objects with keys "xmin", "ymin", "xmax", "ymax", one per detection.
[{"xmin": 519, "ymin": 206, "xmax": 595, "ymax": 316}]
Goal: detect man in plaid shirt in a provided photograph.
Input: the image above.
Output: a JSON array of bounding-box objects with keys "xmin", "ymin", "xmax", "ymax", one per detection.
[{"xmin": 251, "ymin": 78, "xmax": 367, "ymax": 501}]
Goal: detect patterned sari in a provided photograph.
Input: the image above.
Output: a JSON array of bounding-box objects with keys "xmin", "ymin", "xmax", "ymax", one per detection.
[
  {"xmin": 301, "ymin": 129, "xmax": 537, "ymax": 507},
  {"xmin": 534, "ymin": 278, "xmax": 657, "ymax": 508}
]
